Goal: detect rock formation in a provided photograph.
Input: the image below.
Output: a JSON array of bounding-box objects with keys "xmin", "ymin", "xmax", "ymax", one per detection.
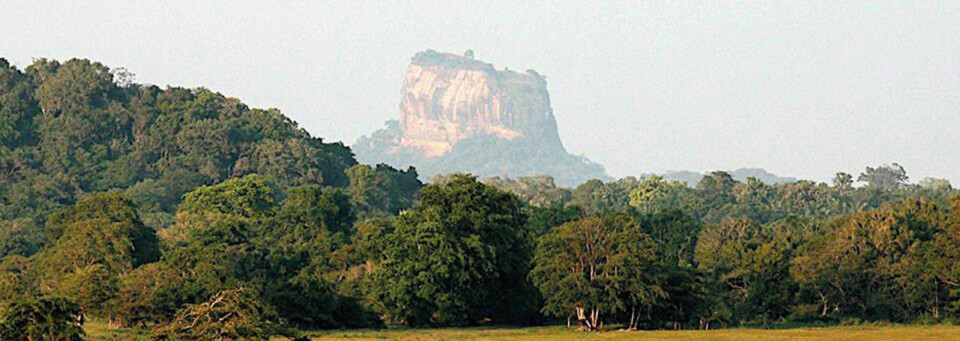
[
  {"xmin": 354, "ymin": 50, "xmax": 609, "ymax": 186},
  {"xmin": 396, "ymin": 50, "xmax": 561, "ymax": 157}
]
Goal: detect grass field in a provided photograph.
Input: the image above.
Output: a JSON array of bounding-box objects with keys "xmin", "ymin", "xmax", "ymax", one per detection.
[
  {"xmin": 86, "ymin": 322, "xmax": 960, "ymax": 341},
  {"xmin": 304, "ymin": 325, "xmax": 960, "ymax": 341}
]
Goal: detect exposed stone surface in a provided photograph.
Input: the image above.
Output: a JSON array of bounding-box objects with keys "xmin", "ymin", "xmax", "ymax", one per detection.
[
  {"xmin": 354, "ymin": 50, "xmax": 609, "ymax": 186},
  {"xmin": 397, "ymin": 50, "xmax": 561, "ymax": 157}
]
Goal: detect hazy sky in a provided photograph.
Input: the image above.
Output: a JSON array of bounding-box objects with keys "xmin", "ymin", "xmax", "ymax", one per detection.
[{"xmin": 3, "ymin": 1, "xmax": 959, "ymax": 184}]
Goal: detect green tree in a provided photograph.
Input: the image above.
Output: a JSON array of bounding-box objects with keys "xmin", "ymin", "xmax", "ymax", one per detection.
[
  {"xmin": 0, "ymin": 297, "xmax": 84, "ymax": 341},
  {"xmin": 629, "ymin": 176, "xmax": 698, "ymax": 215},
  {"xmin": 133, "ymin": 178, "xmax": 275, "ymax": 325},
  {"xmin": 483, "ymin": 175, "xmax": 571, "ymax": 208},
  {"xmin": 634, "ymin": 210, "xmax": 708, "ymax": 329},
  {"xmin": 0, "ymin": 255, "xmax": 30, "ymax": 311},
  {"xmin": 531, "ymin": 215, "xmax": 663, "ymax": 331},
  {"xmin": 152, "ymin": 288, "xmax": 288, "ymax": 340},
  {"xmin": 259, "ymin": 185, "xmax": 374, "ymax": 329},
  {"xmin": 152, "ymin": 216, "xmax": 253, "ymax": 319},
  {"xmin": 833, "ymin": 172, "xmax": 854, "ymax": 192},
  {"xmin": 697, "ymin": 171, "xmax": 737, "ymax": 206},
  {"xmin": 696, "ymin": 218, "xmax": 804, "ymax": 324},
  {"xmin": 1, "ymin": 57, "xmax": 358, "ymax": 238},
  {"xmin": 858, "ymin": 163, "xmax": 908, "ymax": 190},
  {"xmin": 570, "ymin": 177, "xmax": 640, "ymax": 214},
  {"xmin": 180, "ymin": 174, "xmax": 275, "ymax": 219},
  {"xmin": 0, "ymin": 58, "xmax": 38, "ymax": 148},
  {"xmin": 109, "ymin": 262, "xmax": 178, "ymax": 327},
  {"xmin": 30, "ymin": 192, "xmax": 160, "ymax": 319},
  {"xmin": 524, "ymin": 205, "xmax": 582, "ymax": 238},
  {"xmin": 919, "ymin": 177, "xmax": 953, "ymax": 192},
  {"xmin": 346, "ymin": 164, "xmax": 421, "ymax": 217},
  {"xmin": 791, "ymin": 200, "xmax": 939, "ymax": 321},
  {"xmin": 0, "ymin": 218, "xmax": 43, "ymax": 258},
  {"xmin": 928, "ymin": 196, "xmax": 960, "ymax": 317},
  {"xmin": 369, "ymin": 174, "xmax": 532, "ymax": 326},
  {"xmin": 275, "ymin": 185, "xmax": 354, "ymax": 237}
]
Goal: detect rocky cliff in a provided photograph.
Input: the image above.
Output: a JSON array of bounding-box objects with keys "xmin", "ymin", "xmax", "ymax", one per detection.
[
  {"xmin": 354, "ymin": 50, "xmax": 609, "ymax": 186},
  {"xmin": 397, "ymin": 50, "xmax": 562, "ymax": 157}
]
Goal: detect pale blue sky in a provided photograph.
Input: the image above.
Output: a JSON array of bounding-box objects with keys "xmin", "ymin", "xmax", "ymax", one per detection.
[{"xmin": 3, "ymin": 1, "xmax": 958, "ymax": 184}]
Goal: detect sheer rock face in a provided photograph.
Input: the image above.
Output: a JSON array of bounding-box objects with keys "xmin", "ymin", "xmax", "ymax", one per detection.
[
  {"xmin": 354, "ymin": 50, "xmax": 609, "ymax": 186},
  {"xmin": 397, "ymin": 50, "xmax": 563, "ymax": 157}
]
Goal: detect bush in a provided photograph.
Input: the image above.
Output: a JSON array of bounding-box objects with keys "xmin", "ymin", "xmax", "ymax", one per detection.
[
  {"xmin": 151, "ymin": 287, "xmax": 292, "ymax": 340},
  {"xmin": 0, "ymin": 297, "xmax": 85, "ymax": 341}
]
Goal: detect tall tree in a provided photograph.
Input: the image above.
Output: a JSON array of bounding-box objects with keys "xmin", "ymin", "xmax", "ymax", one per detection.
[
  {"xmin": 370, "ymin": 174, "xmax": 532, "ymax": 326},
  {"xmin": 346, "ymin": 163, "xmax": 421, "ymax": 218},
  {"xmin": 696, "ymin": 218, "xmax": 804, "ymax": 324},
  {"xmin": 30, "ymin": 192, "xmax": 160, "ymax": 319},
  {"xmin": 531, "ymin": 215, "xmax": 663, "ymax": 331},
  {"xmin": 791, "ymin": 199, "xmax": 940, "ymax": 321},
  {"xmin": 179, "ymin": 174, "xmax": 275, "ymax": 219},
  {"xmin": 858, "ymin": 163, "xmax": 908, "ymax": 190},
  {"xmin": 833, "ymin": 172, "xmax": 854, "ymax": 192}
]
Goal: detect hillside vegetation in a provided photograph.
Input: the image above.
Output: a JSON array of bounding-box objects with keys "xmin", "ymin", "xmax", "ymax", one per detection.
[{"xmin": 1, "ymin": 59, "xmax": 959, "ymax": 340}]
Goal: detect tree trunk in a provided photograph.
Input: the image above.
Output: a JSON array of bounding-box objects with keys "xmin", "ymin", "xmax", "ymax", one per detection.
[
  {"xmin": 575, "ymin": 306, "xmax": 601, "ymax": 331},
  {"xmin": 819, "ymin": 292, "xmax": 829, "ymax": 317},
  {"xmin": 576, "ymin": 306, "xmax": 591, "ymax": 331},
  {"xmin": 591, "ymin": 308, "xmax": 600, "ymax": 331},
  {"xmin": 933, "ymin": 282, "xmax": 940, "ymax": 319}
]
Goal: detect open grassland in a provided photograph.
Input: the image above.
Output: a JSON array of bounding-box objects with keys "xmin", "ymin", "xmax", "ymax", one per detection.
[
  {"xmin": 85, "ymin": 322, "xmax": 960, "ymax": 341},
  {"xmin": 304, "ymin": 325, "xmax": 960, "ymax": 341}
]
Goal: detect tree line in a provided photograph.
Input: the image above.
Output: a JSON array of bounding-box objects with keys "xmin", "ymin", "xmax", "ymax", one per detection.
[{"xmin": 1, "ymin": 58, "xmax": 959, "ymax": 339}]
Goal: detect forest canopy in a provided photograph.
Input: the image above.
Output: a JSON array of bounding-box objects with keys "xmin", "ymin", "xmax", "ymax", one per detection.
[{"xmin": 1, "ymin": 58, "xmax": 959, "ymax": 338}]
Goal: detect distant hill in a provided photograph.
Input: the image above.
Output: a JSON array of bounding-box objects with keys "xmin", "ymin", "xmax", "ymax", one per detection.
[
  {"xmin": 659, "ymin": 168, "xmax": 797, "ymax": 186},
  {"xmin": 353, "ymin": 50, "xmax": 610, "ymax": 186}
]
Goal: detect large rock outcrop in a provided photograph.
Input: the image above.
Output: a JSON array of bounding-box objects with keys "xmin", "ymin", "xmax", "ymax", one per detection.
[
  {"xmin": 354, "ymin": 50, "xmax": 609, "ymax": 186},
  {"xmin": 397, "ymin": 50, "xmax": 561, "ymax": 157}
]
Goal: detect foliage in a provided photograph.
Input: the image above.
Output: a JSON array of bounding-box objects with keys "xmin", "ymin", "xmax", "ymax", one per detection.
[
  {"xmin": 0, "ymin": 255, "xmax": 30, "ymax": 311},
  {"xmin": 0, "ymin": 58, "xmax": 356, "ymax": 235},
  {"xmin": 696, "ymin": 218, "xmax": 807, "ymax": 325},
  {"xmin": 370, "ymin": 174, "xmax": 533, "ymax": 326},
  {"xmin": 4, "ymin": 57, "xmax": 960, "ymax": 336},
  {"xmin": 108, "ymin": 262, "xmax": 178, "ymax": 327},
  {"xmin": 858, "ymin": 163, "xmax": 909, "ymax": 190},
  {"xmin": 29, "ymin": 192, "xmax": 160, "ymax": 317},
  {"xmin": 346, "ymin": 164, "xmax": 421, "ymax": 218},
  {"xmin": 791, "ymin": 199, "xmax": 949, "ymax": 322},
  {"xmin": 0, "ymin": 219, "xmax": 43, "ymax": 258},
  {"xmin": 483, "ymin": 175, "xmax": 570, "ymax": 208},
  {"xmin": 524, "ymin": 205, "xmax": 582, "ymax": 238},
  {"xmin": 0, "ymin": 296, "xmax": 84, "ymax": 341},
  {"xmin": 531, "ymin": 215, "xmax": 664, "ymax": 330},
  {"xmin": 180, "ymin": 174, "xmax": 275, "ymax": 219},
  {"xmin": 151, "ymin": 288, "xmax": 289, "ymax": 340},
  {"xmin": 487, "ymin": 164, "xmax": 955, "ymax": 230},
  {"xmin": 259, "ymin": 185, "xmax": 379, "ymax": 329}
]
